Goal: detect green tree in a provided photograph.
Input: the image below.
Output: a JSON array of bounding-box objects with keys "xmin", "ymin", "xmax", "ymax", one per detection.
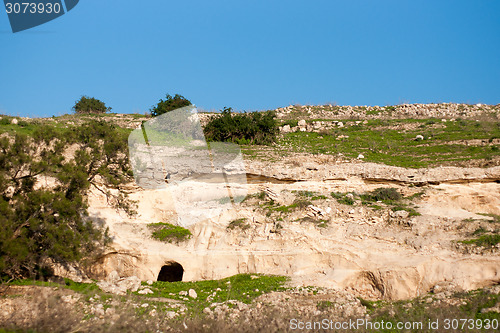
[
  {"xmin": 0, "ymin": 121, "xmax": 134, "ymax": 280},
  {"xmin": 72, "ymin": 96, "xmax": 111, "ymax": 114},
  {"xmin": 150, "ymin": 94, "xmax": 191, "ymax": 117},
  {"xmin": 203, "ymin": 107, "xmax": 278, "ymax": 145}
]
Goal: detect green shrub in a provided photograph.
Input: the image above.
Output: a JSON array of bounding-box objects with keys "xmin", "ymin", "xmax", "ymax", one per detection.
[
  {"xmin": 148, "ymin": 222, "xmax": 192, "ymax": 243},
  {"xmin": 227, "ymin": 218, "xmax": 250, "ymax": 231},
  {"xmin": 367, "ymin": 188, "xmax": 402, "ymax": 202},
  {"xmin": 203, "ymin": 107, "xmax": 278, "ymax": 145},
  {"xmin": 72, "ymin": 96, "xmax": 111, "ymax": 114},
  {"xmin": 0, "ymin": 117, "xmax": 12, "ymax": 125},
  {"xmin": 392, "ymin": 205, "xmax": 421, "ymax": 217},
  {"xmin": 331, "ymin": 192, "xmax": 355, "ymax": 205},
  {"xmin": 294, "ymin": 190, "xmax": 327, "ymax": 200},
  {"xmin": 282, "ymin": 119, "xmax": 298, "ymax": 128},
  {"xmin": 150, "ymin": 94, "xmax": 191, "ymax": 117},
  {"xmin": 460, "ymin": 234, "xmax": 500, "ymax": 247}
]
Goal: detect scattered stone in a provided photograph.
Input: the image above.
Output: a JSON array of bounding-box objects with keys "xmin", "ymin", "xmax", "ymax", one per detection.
[
  {"xmin": 298, "ymin": 119, "xmax": 306, "ymax": 127},
  {"xmin": 10, "ymin": 118, "xmax": 18, "ymax": 125},
  {"xmin": 138, "ymin": 288, "xmax": 153, "ymax": 295},
  {"xmin": 97, "ymin": 275, "xmax": 141, "ymax": 295},
  {"xmin": 357, "ymin": 154, "xmax": 365, "ymax": 159},
  {"xmin": 415, "ymin": 135, "xmax": 424, "ymax": 141},
  {"xmin": 179, "ymin": 290, "xmax": 188, "ymax": 296},
  {"xmin": 106, "ymin": 270, "xmax": 120, "ymax": 283},
  {"xmin": 394, "ymin": 210, "xmax": 410, "ymax": 218},
  {"xmin": 188, "ymin": 289, "xmax": 198, "ymax": 299}
]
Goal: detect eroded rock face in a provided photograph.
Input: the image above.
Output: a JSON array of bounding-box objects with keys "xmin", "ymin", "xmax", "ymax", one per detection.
[{"xmin": 82, "ymin": 159, "xmax": 500, "ymax": 301}]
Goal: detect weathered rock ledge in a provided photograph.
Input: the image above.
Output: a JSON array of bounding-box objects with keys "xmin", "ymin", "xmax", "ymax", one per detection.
[{"xmin": 246, "ymin": 160, "xmax": 500, "ymax": 185}]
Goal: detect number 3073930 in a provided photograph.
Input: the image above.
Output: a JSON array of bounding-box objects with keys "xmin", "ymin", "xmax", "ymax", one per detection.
[{"xmin": 5, "ymin": 2, "xmax": 61, "ymax": 14}]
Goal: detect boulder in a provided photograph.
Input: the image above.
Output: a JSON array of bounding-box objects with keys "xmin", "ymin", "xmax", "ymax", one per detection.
[{"xmin": 188, "ymin": 288, "xmax": 198, "ymax": 299}]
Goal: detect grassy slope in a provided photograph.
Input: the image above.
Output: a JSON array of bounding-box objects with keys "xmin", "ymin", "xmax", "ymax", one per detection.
[{"xmin": 275, "ymin": 118, "xmax": 500, "ymax": 168}]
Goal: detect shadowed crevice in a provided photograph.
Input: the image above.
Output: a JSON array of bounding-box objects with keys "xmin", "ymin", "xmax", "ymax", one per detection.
[{"xmin": 157, "ymin": 262, "xmax": 184, "ymax": 282}]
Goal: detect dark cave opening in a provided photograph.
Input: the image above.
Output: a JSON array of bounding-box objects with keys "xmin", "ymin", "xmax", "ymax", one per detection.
[{"xmin": 157, "ymin": 261, "xmax": 184, "ymax": 282}]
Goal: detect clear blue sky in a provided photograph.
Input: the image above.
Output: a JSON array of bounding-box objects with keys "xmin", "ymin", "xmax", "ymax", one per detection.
[{"xmin": 1, "ymin": 0, "xmax": 499, "ymax": 117}]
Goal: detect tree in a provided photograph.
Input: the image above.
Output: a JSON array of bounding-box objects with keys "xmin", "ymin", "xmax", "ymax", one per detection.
[
  {"xmin": 150, "ymin": 94, "xmax": 191, "ymax": 117},
  {"xmin": 0, "ymin": 121, "xmax": 134, "ymax": 280},
  {"xmin": 203, "ymin": 108, "xmax": 278, "ymax": 145},
  {"xmin": 72, "ymin": 96, "xmax": 111, "ymax": 114}
]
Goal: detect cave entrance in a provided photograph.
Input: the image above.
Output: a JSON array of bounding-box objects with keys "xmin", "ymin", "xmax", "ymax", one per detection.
[{"xmin": 157, "ymin": 261, "xmax": 184, "ymax": 282}]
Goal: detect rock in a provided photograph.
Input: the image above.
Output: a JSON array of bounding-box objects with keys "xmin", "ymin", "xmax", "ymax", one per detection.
[
  {"xmin": 357, "ymin": 154, "xmax": 364, "ymax": 159},
  {"xmin": 97, "ymin": 275, "xmax": 141, "ymax": 295},
  {"xmin": 179, "ymin": 290, "xmax": 188, "ymax": 296},
  {"xmin": 118, "ymin": 276, "xmax": 141, "ymax": 292},
  {"xmin": 138, "ymin": 288, "xmax": 153, "ymax": 295},
  {"xmin": 188, "ymin": 289, "xmax": 198, "ymax": 299},
  {"xmin": 166, "ymin": 311, "xmax": 177, "ymax": 319},
  {"xmin": 415, "ymin": 135, "xmax": 424, "ymax": 141},
  {"xmin": 281, "ymin": 125, "xmax": 291, "ymax": 133},
  {"xmin": 10, "ymin": 118, "xmax": 18, "ymax": 125},
  {"xmin": 93, "ymin": 304, "xmax": 105, "ymax": 316},
  {"xmin": 298, "ymin": 119, "xmax": 307, "ymax": 127},
  {"xmin": 394, "ymin": 210, "xmax": 409, "ymax": 218},
  {"xmin": 106, "ymin": 270, "xmax": 120, "ymax": 283},
  {"xmin": 146, "ymin": 280, "xmax": 153, "ymax": 285},
  {"xmin": 431, "ymin": 281, "xmax": 458, "ymax": 293}
]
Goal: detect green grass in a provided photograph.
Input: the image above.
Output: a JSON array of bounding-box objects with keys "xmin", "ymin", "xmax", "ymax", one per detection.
[
  {"xmin": 272, "ymin": 199, "xmax": 312, "ymax": 213},
  {"xmin": 361, "ymin": 288, "xmax": 500, "ymax": 332},
  {"xmin": 136, "ymin": 273, "xmax": 289, "ymax": 315},
  {"xmin": 331, "ymin": 192, "xmax": 356, "ymax": 205},
  {"xmin": 147, "ymin": 222, "xmax": 192, "ymax": 243},
  {"xmin": 275, "ymin": 118, "xmax": 500, "ymax": 168},
  {"xmin": 316, "ymin": 300, "xmax": 334, "ymax": 310},
  {"xmin": 460, "ymin": 234, "xmax": 500, "ymax": 247},
  {"xmin": 391, "ymin": 205, "xmax": 421, "ymax": 217},
  {"xmin": 477, "ymin": 213, "xmax": 500, "ymax": 223},
  {"xmin": 293, "ymin": 190, "xmax": 327, "ymax": 200}
]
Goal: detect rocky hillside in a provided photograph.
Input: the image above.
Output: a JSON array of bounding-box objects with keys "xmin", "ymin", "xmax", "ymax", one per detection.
[{"xmin": 1, "ymin": 103, "xmax": 499, "ymax": 332}]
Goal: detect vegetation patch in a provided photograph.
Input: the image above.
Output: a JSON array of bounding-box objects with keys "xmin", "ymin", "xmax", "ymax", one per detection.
[
  {"xmin": 459, "ymin": 234, "xmax": 500, "ymax": 248},
  {"xmin": 203, "ymin": 108, "xmax": 278, "ymax": 145},
  {"xmin": 362, "ymin": 187, "xmax": 402, "ymax": 202},
  {"xmin": 227, "ymin": 218, "xmax": 250, "ymax": 231},
  {"xmin": 331, "ymin": 192, "xmax": 356, "ymax": 205},
  {"xmin": 390, "ymin": 204, "xmax": 421, "ymax": 217},
  {"xmin": 273, "ymin": 199, "xmax": 312, "ymax": 214},
  {"xmin": 275, "ymin": 118, "xmax": 500, "ymax": 168},
  {"xmin": 148, "ymin": 222, "xmax": 192, "ymax": 243},
  {"xmin": 316, "ymin": 300, "xmax": 334, "ymax": 311},
  {"xmin": 293, "ymin": 190, "xmax": 327, "ymax": 200},
  {"xmin": 139, "ymin": 273, "xmax": 289, "ymax": 315}
]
